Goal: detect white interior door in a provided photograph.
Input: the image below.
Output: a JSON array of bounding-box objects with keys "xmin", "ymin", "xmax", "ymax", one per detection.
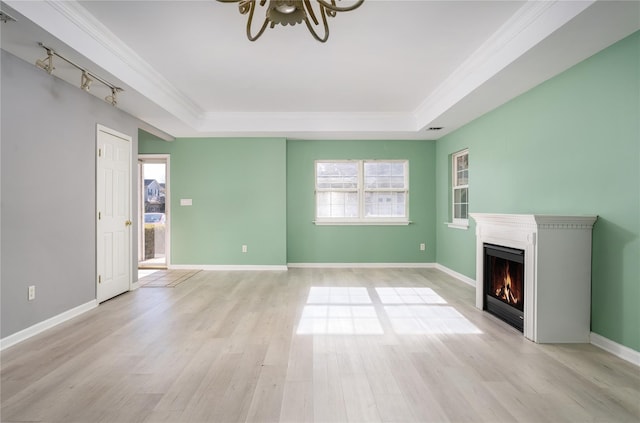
[{"xmin": 96, "ymin": 125, "xmax": 132, "ymax": 303}]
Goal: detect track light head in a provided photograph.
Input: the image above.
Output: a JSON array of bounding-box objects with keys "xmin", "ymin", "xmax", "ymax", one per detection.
[
  {"xmin": 81, "ymin": 71, "xmax": 93, "ymax": 91},
  {"xmin": 105, "ymin": 87, "xmax": 119, "ymax": 106},
  {"xmin": 35, "ymin": 49, "xmax": 54, "ymax": 74}
]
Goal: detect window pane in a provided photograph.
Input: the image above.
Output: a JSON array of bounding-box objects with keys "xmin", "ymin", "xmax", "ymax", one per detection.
[
  {"xmin": 454, "ymin": 204, "xmax": 462, "ymax": 219},
  {"xmin": 454, "ymin": 188, "xmax": 468, "ymax": 203},
  {"xmin": 456, "ymin": 154, "xmax": 468, "ymax": 172},
  {"xmin": 364, "ymin": 162, "xmax": 406, "ymax": 189},
  {"xmin": 364, "ymin": 162, "xmax": 391, "ymax": 177},
  {"xmin": 453, "ymin": 187, "xmax": 468, "ymax": 220},
  {"xmin": 391, "ymin": 162, "xmax": 404, "ymax": 176},
  {"xmin": 456, "ymin": 169, "xmax": 468, "ymax": 186},
  {"xmin": 390, "ymin": 176, "xmax": 405, "ymax": 188},
  {"xmin": 365, "ymin": 192, "xmax": 406, "ymax": 217},
  {"xmin": 317, "ymin": 191, "xmax": 358, "ymax": 218},
  {"xmin": 460, "ymin": 204, "xmax": 468, "ymax": 219},
  {"xmin": 316, "ymin": 192, "xmax": 331, "ymax": 217},
  {"xmin": 316, "ymin": 162, "xmax": 358, "ymax": 189}
]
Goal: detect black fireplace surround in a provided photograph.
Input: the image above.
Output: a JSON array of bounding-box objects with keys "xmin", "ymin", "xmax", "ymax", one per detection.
[{"xmin": 483, "ymin": 243, "xmax": 525, "ymax": 331}]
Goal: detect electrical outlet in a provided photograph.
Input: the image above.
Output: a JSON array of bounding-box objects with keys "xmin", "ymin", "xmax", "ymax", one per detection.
[
  {"xmin": 28, "ymin": 285, "xmax": 36, "ymax": 301},
  {"xmin": 420, "ymin": 243, "xmax": 426, "ymax": 251},
  {"xmin": 242, "ymin": 245, "xmax": 248, "ymax": 253}
]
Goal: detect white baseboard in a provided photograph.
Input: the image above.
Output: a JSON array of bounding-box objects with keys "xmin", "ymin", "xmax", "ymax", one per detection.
[
  {"xmin": 434, "ymin": 263, "xmax": 476, "ymax": 287},
  {"xmin": 169, "ymin": 264, "xmax": 288, "ymax": 271},
  {"xmin": 0, "ymin": 299, "xmax": 98, "ymax": 351},
  {"xmin": 287, "ymin": 262, "xmax": 436, "ymax": 269},
  {"xmin": 590, "ymin": 332, "xmax": 640, "ymax": 367}
]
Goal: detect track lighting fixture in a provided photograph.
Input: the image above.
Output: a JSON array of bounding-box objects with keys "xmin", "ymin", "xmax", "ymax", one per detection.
[
  {"xmin": 35, "ymin": 48, "xmax": 54, "ymax": 74},
  {"xmin": 80, "ymin": 71, "xmax": 93, "ymax": 92},
  {"xmin": 0, "ymin": 11, "xmax": 17, "ymax": 24},
  {"xmin": 105, "ymin": 87, "xmax": 121, "ymax": 107},
  {"xmin": 35, "ymin": 42, "xmax": 124, "ymax": 107}
]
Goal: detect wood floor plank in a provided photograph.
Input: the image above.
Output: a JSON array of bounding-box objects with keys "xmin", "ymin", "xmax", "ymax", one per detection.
[
  {"xmin": 2, "ymin": 268, "xmax": 639, "ymax": 423},
  {"xmin": 312, "ymin": 352, "xmax": 348, "ymax": 422},
  {"xmin": 279, "ymin": 380, "xmax": 313, "ymax": 423}
]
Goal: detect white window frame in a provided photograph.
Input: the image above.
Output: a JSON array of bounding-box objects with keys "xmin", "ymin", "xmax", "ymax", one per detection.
[
  {"xmin": 314, "ymin": 160, "xmax": 410, "ymax": 226},
  {"xmin": 449, "ymin": 149, "xmax": 469, "ymax": 229}
]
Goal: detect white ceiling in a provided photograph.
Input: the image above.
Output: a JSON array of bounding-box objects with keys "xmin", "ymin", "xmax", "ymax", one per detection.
[{"xmin": 1, "ymin": 0, "xmax": 639, "ymax": 140}]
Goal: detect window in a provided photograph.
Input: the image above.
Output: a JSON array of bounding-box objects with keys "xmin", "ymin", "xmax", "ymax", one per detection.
[
  {"xmin": 315, "ymin": 160, "xmax": 409, "ymax": 225},
  {"xmin": 452, "ymin": 149, "xmax": 469, "ymax": 226}
]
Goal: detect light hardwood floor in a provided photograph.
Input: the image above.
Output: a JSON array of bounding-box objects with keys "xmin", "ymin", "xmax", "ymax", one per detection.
[{"xmin": 2, "ymin": 268, "xmax": 639, "ymax": 422}]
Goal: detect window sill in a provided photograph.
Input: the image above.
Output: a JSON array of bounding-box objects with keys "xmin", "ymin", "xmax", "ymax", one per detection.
[
  {"xmin": 314, "ymin": 220, "xmax": 411, "ymax": 226},
  {"xmin": 446, "ymin": 222, "xmax": 469, "ymax": 230}
]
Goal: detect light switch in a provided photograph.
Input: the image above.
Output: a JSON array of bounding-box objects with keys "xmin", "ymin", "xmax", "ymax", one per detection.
[{"xmin": 180, "ymin": 199, "xmax": 192, "ymax": 206}]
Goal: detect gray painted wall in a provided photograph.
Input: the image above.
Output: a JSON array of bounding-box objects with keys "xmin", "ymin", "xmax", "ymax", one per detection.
[{"xmin": 1, "ymin": 50, "xmax": 141, "ymax": 338}]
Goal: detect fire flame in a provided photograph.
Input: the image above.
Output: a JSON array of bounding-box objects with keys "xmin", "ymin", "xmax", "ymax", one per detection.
[{"xmin": 495, "ymin": 262, "xmax": 519, "ymax": 305}]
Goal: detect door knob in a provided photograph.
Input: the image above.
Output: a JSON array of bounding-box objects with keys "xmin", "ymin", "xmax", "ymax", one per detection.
[{"xmin": 125, "ymin": 220, "xmax": 132, "ymax": 226}]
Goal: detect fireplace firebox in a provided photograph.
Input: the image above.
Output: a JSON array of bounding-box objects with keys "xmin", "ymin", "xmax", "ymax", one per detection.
[{"xmin": 483, "ymin": 244, "xmax": 524, "ymax": 331}]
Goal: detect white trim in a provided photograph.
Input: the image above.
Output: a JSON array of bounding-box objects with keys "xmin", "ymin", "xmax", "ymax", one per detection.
[
  {"xmin": 287, "ymin": 263, "xmax": 436, "ymax": 269},
  {"xmin": 446, "ymin": 222, "xmax": 469, "ymax": 230},
  {"xmin": 590, "ymin": 332, "xmax": 640, "ymax": 367},
  {"xmin": 314, "ymin": 220, "xmax": 411, "ymax": 226},
  {"xmin": 435, "ymin": 264, "xmax": 476, "ymax": 287},
  {"xmin": 138, "ymin": 154, "xmax": 171, "ymax": 268},
  {"xmin": 0, "ymin": 300, "xmax": 98, "ymax": 351},
  {"xmin": 200, "ymin": 111, "xmax": 416, "ymax": 133},
  {"xmin": 169, "ymin": 264, "xmax": 288, "ymax": 271}
]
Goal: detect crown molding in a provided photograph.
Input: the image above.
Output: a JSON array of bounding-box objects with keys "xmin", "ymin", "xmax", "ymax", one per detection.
[
  {"xmin": 413, "ymin": 0, "xmax": 595, "ymax": 129},
  {"xmin": 5, "ymin": 0, "xmax": 204, "ymax": 128},
  {"xmin": 199, "ymin": 111, "xmax": 417, "ymax": 133}
]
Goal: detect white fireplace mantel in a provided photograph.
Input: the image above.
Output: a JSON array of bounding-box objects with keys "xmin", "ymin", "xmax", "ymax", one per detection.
[{"xmin": 470, "ymin": 213, "xmax": 597, "ymax": 343}]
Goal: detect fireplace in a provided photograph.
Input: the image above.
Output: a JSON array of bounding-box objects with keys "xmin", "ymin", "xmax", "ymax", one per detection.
[
  {"xmin": 470, "ymin": 213, "xmax": 597, "ymax": 343},
  {"xmin": 484, "ymin": 244, "xmax": 524, "ymax": 331}
]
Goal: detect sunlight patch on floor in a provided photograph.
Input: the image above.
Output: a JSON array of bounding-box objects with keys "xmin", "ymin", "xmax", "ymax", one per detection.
[
  {"xmin": 306, "ymin": 286, "xmax": 372, "ymax": 304},
  {"xmin": 385, "ymin": 305, "xmax": 482, "ymax": 334},
  {"xmin": 297, "ymin": 305, "xmax": 383, "ymax": 335},
  {"xmin": 297, "ymin": 286, "xmax": 482, "ymax": 336},
  {"xmin": 375, "ymin": 287, "xmax": 446, "ymax": 304}
]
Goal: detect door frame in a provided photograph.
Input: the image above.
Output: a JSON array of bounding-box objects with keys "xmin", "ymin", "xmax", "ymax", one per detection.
[
  {"xmin": 138, "ymin": 154, "xmax": 171, "ymax": 268},
  {"xmin": 96, "ymin": 124, "xmax": 133, "ymax": 301}
]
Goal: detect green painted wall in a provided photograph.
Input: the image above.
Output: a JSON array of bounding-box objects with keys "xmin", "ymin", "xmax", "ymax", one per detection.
[
  {"xmin": 435, "ymin": 31, "xmax": 640, "ymax": 351},
  {"xmin": 138, "ymin": 135, "xmax": 287, "ymax": 266},
  {"xmin": 287, "ymin": 140, "xmax": 436, "ymax": 263}
]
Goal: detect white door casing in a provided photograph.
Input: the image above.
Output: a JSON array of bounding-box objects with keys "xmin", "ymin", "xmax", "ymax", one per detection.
[
  {"xmin": 138, "ymin": 154, "xmax": 171, "ymax": 268},
  {"xmin": 96, "ymin": 125, "xmax": 132, "ymax": 303}
]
